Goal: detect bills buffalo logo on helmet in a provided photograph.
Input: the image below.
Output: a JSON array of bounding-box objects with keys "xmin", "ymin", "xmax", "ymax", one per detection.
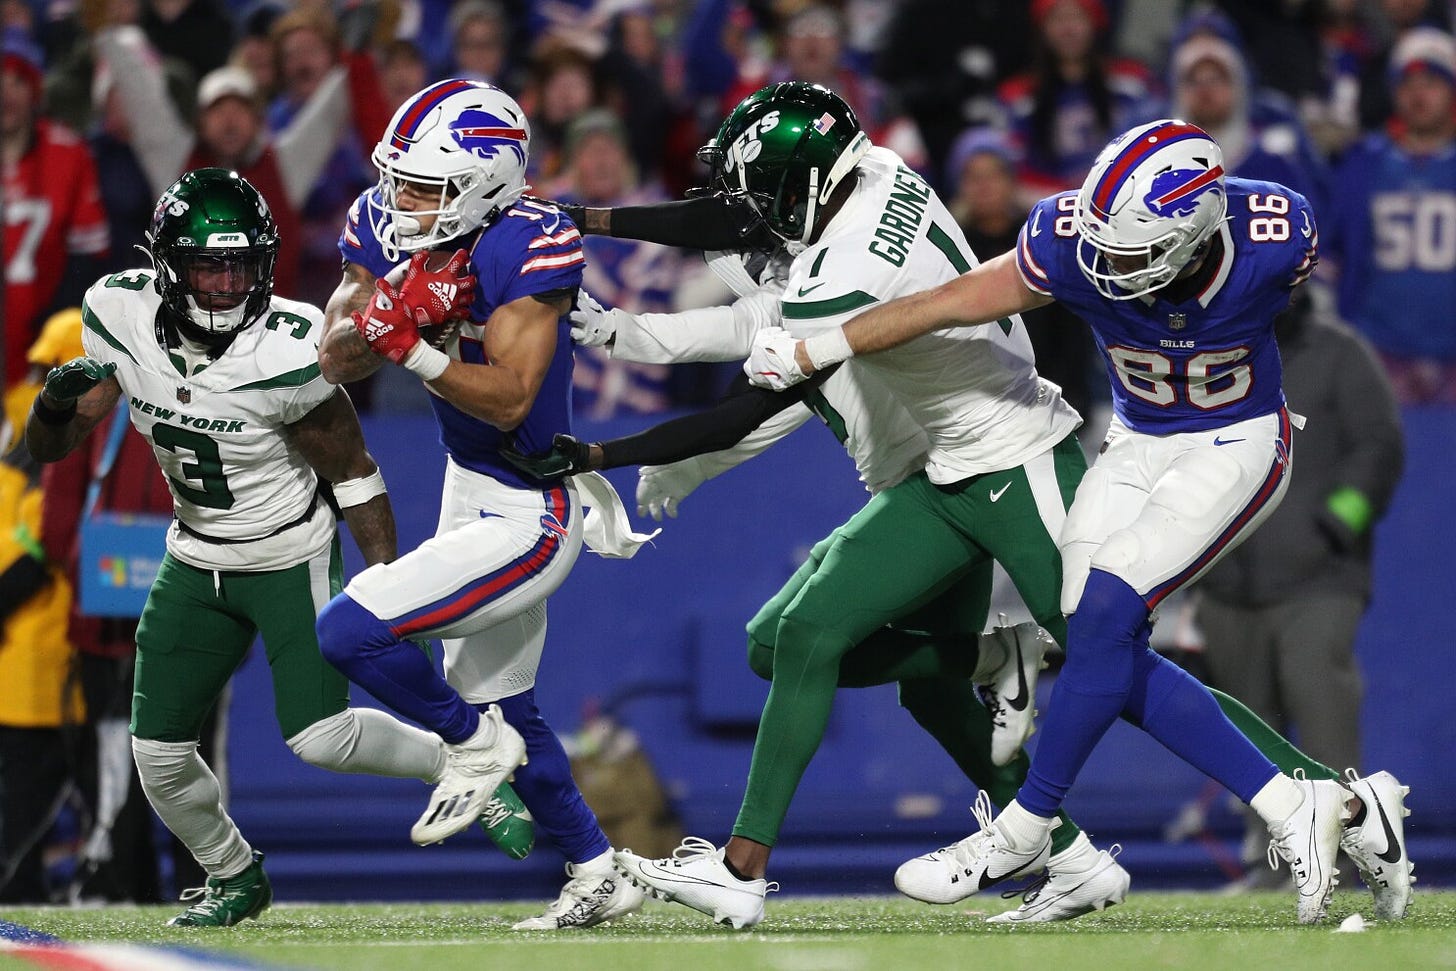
[
  {"xmin": 1143, "ymin": 166, "xmax": 1224, "ymax": 218},
  {"xmin": 449, "ymin": 109, "xmax": 528, "ymax": 165}
]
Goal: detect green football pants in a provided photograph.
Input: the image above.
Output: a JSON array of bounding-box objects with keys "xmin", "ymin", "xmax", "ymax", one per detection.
[{"xmin": 132, "ymin": 542, "xmax": 345, "ymax": 743}]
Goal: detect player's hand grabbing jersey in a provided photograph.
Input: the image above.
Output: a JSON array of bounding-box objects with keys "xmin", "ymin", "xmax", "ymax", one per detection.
[
  {"xmin": 1016, "ymin": 177, "xmax": 1317, "ymax": 433},
  {"xmin": 778, "ymin": 148, "xmax": 1082, "ymax": 483},
  {"xmin": 340, "ymin": 191, "xmax": 585, "ymax": 488},
  {"xmin": 80, "ymin": 268, "xmax": 335, "ymax": 571}
]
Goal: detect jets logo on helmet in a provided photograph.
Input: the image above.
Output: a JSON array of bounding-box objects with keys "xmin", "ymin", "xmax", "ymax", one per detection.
[
  {"xmin": 699, "ymin": 82, "xmax": 870, "ymax": 245},
  {"xmin": 1073, "ymin": 119, "xmax": 1228, "ymax": 300},
  {"xmin": 369, "ymin": 79, "xmax": 531, "ymax": 260},
  {"xmin": 449, "ymin": 109, "xmax": 527, "ymax": 165}
]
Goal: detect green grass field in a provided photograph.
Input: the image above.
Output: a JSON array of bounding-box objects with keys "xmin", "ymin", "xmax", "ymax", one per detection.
[{"xmin": 5, "ymin": 890, "xmax": 1456, "ymax": 971}]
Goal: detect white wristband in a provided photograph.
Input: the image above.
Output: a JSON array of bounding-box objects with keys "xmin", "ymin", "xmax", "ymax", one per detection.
[
  {"xmin": 332, "ymin": 467, "xmax": 387, "ymax": 508},
  {"xmin": 402, "ymin": 340, "xmax": 450, "ymax": 380},
  {"xmin": 802, "ymin": 328, "xmax": 854, "ymax": 371}
]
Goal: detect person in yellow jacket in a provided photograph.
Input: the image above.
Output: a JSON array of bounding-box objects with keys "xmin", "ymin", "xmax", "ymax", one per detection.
[
  {"xmin": 3, "ymin": 308, "xmax": 87, "ymax": 444},
  {"xmin": 0, "ymin": 414, "xmax": 85, "ymax": 903}
]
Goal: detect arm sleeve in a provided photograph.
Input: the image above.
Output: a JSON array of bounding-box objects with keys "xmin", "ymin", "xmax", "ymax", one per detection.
[
  {"xmin": 597, "ymin": 367, "xmax": 836, "ymax": 469},
  {"xmin": 611, "ymin": 281, "xmax": 783, "ymax": 363},
  {"xmin": 95, "ymin": 26, "xmax": 191, "ymax": 197},
  {"xmin": 645, "ymin": 402, "xmax": 815, "ymax": 486},
  {"xmin": 602, "ymin": 194, "xmax": 773, "ymax": 251}
]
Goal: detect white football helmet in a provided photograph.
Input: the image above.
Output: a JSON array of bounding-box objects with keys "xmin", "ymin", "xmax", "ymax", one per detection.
[
  {"xmin": 369, "ymin": 79, "xmax": 531, "ymax": 260},
  {"xmin": 1073, "ymin": 119, "xmax": 1227, "ymax": 300}
]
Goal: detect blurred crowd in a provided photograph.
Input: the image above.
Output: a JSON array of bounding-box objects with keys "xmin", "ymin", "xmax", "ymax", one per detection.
[
  {"xmin": 6, "ymin": 0, "xmax": 1456, "ymax": 421},
  {"xmin": 0, "ymin": 0, "xmax": 1447, "ymax": 902}
]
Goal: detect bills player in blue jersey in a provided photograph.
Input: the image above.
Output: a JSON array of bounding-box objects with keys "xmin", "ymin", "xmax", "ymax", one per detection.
[
  {"xmin": 313, "ymin": 79, "xmax": 644, "ymax": 929},
  {"xmin": 745, "ymin": 119, "xmax": 1413, "ymax": 925}
]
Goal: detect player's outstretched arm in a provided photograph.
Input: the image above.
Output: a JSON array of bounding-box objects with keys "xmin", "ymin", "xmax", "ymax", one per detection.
[
  {"xmin": 285, "ymin": 387, "xmax": 397, "ymax": 567},
  {"xmin": 427, "ymin": 290, "xmax": 570, "ymax": 430},
  {"xmin": 24, "ymin": 360, "xmax": 122, "ymax": 463},
  {"xmin": 320, "ymin": 261, "xmax": 386, "ymax": 384},
  {"xmin": 794, "ymin": 251, "xmax": 1051, "ymax": 376}
]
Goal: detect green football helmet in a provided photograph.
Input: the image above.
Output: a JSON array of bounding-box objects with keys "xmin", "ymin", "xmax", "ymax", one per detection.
[
  {"xmin": 698, "ymin": 81, "xmax": 871, "ymax": 245},
  {"xmin": 147, "ymin": 167, "xmax": 279, "ymax": 336}
]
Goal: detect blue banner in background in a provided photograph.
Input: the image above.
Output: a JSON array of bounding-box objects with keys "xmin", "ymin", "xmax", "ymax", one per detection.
[
  {"xmin": 78, "ymin": 512, "xmax": 170, "ymax": 617},
  {"xmin": 216, "ymin": 408, "xmax": 1455, "ymax": 900}
]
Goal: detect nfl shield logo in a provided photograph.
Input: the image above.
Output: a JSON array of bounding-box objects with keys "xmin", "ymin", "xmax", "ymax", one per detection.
[
  {"xmin": 1168, "ymin": 313, "xmax": 1188, "ymax": 331},
  {"xmin": 177, "ymin": 386, "xmax": 191, "ymax": 404}
]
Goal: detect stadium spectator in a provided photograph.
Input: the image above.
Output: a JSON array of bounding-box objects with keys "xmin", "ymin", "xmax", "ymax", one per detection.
[
  {"xmin": 724, "ymin": 4, "xmax": 927, "ymax": 175},
  {"xmin": 2, "ymin": 27, "xmax": 108, "ymax": 386},
  {"xmin": 555, "ymin": 109, "xmax": 686, "ymax": 418},
  {"xmin": 1326, "ymin": 27, "xmax": 1456, "ymax": 403},
  {"xmin": 0, "ymin": 414, "xmax": 83, "ymax": 904},
  {"xmin": 1168, "ymin": 29, "xmax": 1329, "ymax": 215},
  {"xmin": 377, "ymin": 38, "xmax": 428, "ymax": 114},
  {"xmin": 140, "ymin": 0, "xmax": 234, "ymax": 86},
  {"xmin": 1197, "ymin": 291, "xmax": 1405, "ymax": 890},
  {"xmin": 520, "ymin": 44, "xmax": 602, "ymax": 187},
  {"xmin": 267, "ymin": 7, "xmax": 381, "ymax": 308},
  {"xmin": 231, "ymin": 0, "xmax": 285, "ymax": 102},
  {"xmin": 944, "ymin": 126, "xmax": 1099, "ymax": 422},
  {"xmin": 446, "ymin": 0, "xmax": 511, "ymax": 85},
  {"xmin": 877, "ymin": 0, "xmax": 1033, "ymax": 191},
  {"xmin": 997, "ymin": 0, "xmax": 1157, "ymax": 206},
  {"xmin": 1358, "ymin": 0, "xmax": 1451, "ymax": 132}
]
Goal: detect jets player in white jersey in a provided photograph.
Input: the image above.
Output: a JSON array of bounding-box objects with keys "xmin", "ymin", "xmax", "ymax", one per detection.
[
  {"xmin": 23, "ymin": 168, "xmax": 477, "ymax": 927},
  {"xmin": 748, "ymin": 118, "xmax": 1414, "ymax": 925}
]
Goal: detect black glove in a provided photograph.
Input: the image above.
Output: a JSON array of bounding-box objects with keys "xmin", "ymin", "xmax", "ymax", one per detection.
[
  {"xmin": 501, "ymin": 433, "xmax": 594, "ymax": 480},
  {"xmin": 43, "ymin": 357, "xmax": 116, "ymax": 404}
]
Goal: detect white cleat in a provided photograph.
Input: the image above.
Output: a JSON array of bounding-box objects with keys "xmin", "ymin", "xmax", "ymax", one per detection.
[
  {"xmin": 894, "ymin": 791, "xmax": 1052, "ymax": 905},
  {"xmin": 1340, "ymin": 769, "xmax": 1414, "ymax": 921},
  {"xmin": 976, "ymin": 618, "xmax": 1052, "ymax": 766},
  {"xmin": 411, "ymin": 705, "xmax": 527, "ymax": 846},
  {"xmin": 987, "ymin": 845, "xmax": 1130, "ymax": 924},
  {"xmin": 613, "ymin": 838, "xmax": 778, "ymax": 929},
  {"xmin": 513, "ymin": 857, "xmax": 646, "ymax": 930},
  {"xmin": 1265, "ymin": 774, "xmax": 1348, "ymax": 924}
]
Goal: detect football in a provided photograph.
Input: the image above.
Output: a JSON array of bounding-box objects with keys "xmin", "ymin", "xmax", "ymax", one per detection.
[{"xmin": 383, "ymin": 251, "xmax": 467, "ymax": 349}]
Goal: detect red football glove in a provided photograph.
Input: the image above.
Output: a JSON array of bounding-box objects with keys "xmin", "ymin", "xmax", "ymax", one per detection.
[
  {"xmin": 397, "ymin": 249, "xmax": 477, "ymax": 326},
  {"xmin": 352, "ymin": 279, "xmax": 421, "ymax": 365}
]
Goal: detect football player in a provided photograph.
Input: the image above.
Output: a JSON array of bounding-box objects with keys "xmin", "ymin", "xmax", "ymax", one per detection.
[
  {"xmin": 514, "ymin": 85, "xmax": 1410, "ymax": 928},
  {"xmin": 315, "ymin": 80, "xmax": 645, "ymax": 930},
  {"xmin": 747, "ymin": 117, "xmax": 1414, "ymax": 924},
  {"xmin": 22, "ymin": 168, "xmax": 521, "ymax": 926}
]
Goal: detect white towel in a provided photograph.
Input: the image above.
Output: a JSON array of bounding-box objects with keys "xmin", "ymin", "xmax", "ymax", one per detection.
[{"xmin": 575, "ymin": 471, "xmax": 660, "ymax": 559}]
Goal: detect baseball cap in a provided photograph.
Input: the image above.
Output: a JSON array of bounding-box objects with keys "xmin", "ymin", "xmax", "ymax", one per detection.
[
  {"xmin": 1, "ymin": 27, "xmax": 44, "ymax": 96},
  {"xmin": 1390, "ymin": 27, "xmax": 1456, "ymax": 88},
  {"xmin": 197, "ymin": 65, "xmax": 260, "ymax": 110}
]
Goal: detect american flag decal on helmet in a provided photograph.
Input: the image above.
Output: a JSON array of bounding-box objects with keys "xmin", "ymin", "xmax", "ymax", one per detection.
[{"xmin": 812, "ymin": 112, "xmax": 836, "ymax": 135}]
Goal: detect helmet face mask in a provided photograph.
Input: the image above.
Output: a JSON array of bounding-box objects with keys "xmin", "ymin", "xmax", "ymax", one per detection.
[
  {"xmin": 1073, "ymin": 119, "xmax": 1228, "ymax": 300},
  {"xmin": 148, "ymin": 167, "xmax": 279, "ymax": 336},
  {"xmin": 700, "ymin": 81, "xmax": 870, "ymax": 245},
  {"xmin": 369, "ymin": 79, "xmax": 530, "ymax": 260}
]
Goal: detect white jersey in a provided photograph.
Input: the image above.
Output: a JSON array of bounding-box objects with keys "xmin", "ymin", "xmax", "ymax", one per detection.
[
  {"xmin": 779, "ymin": 147, "xmax": 1082, "ymax": 484},
  {"xmin": 609, "ymin": 277, "xmax": 928, "ymax": 493},
  {"xmin": 80, "ymin": 268, "xmax": 336, "ymax": 571}
]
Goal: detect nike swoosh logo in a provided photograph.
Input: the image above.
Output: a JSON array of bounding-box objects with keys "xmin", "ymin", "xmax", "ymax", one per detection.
[
  {"xmin": 479, "ymin": 510, "xmax": 503, "ymax": 519},
  {"xmin": 798, "ymin": 282, "xmax": 826, "ymax": 297},
  {"xmin": 1374, "ymin": 799, "xmax": 1403, "ymax": 865},
  {"xmin": 989, "ymin": 482, "xmax": 1013, "ymax": 502},
  {"xmin": 978, "ymin": 861, "xmax": 1026, "ymax": 890},
  {"xmin": 1030, "ymin": 210, "xmax": 1043, "ymax": 237},
  {"xmin": 1004, "ymin": 637, "xmax": 1030, "ymax": 712},
  {"xmin": 1212, "ymin": 436, "xmax": 1245, "ymax": 446}
]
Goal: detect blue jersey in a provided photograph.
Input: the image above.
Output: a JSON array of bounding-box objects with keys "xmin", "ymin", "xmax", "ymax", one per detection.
[
  {"xmin": 1016, "ymin": 177, "xmax": 1316, "ymax": 433},
  {"xmin": 339, "ymin": 190, "xmax": 585, "ymax": 487},
  {"xmin": 1326, "ymin": 134, "xmax": 1456, "ymax": 360}
]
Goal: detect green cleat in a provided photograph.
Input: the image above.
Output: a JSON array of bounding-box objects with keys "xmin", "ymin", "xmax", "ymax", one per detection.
[
  {"xmin": 167, "ymin": 851, "xmax": 273, "ymax": 927},
  {"xmin": 480, "ymin": 783, "xmax": 535, "ymax": 860}
]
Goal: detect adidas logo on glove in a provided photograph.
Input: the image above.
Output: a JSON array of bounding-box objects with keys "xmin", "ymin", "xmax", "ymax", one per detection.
[{"xmin": 428, "ymin": 281, "xmax": 458, "ymax": 304}]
